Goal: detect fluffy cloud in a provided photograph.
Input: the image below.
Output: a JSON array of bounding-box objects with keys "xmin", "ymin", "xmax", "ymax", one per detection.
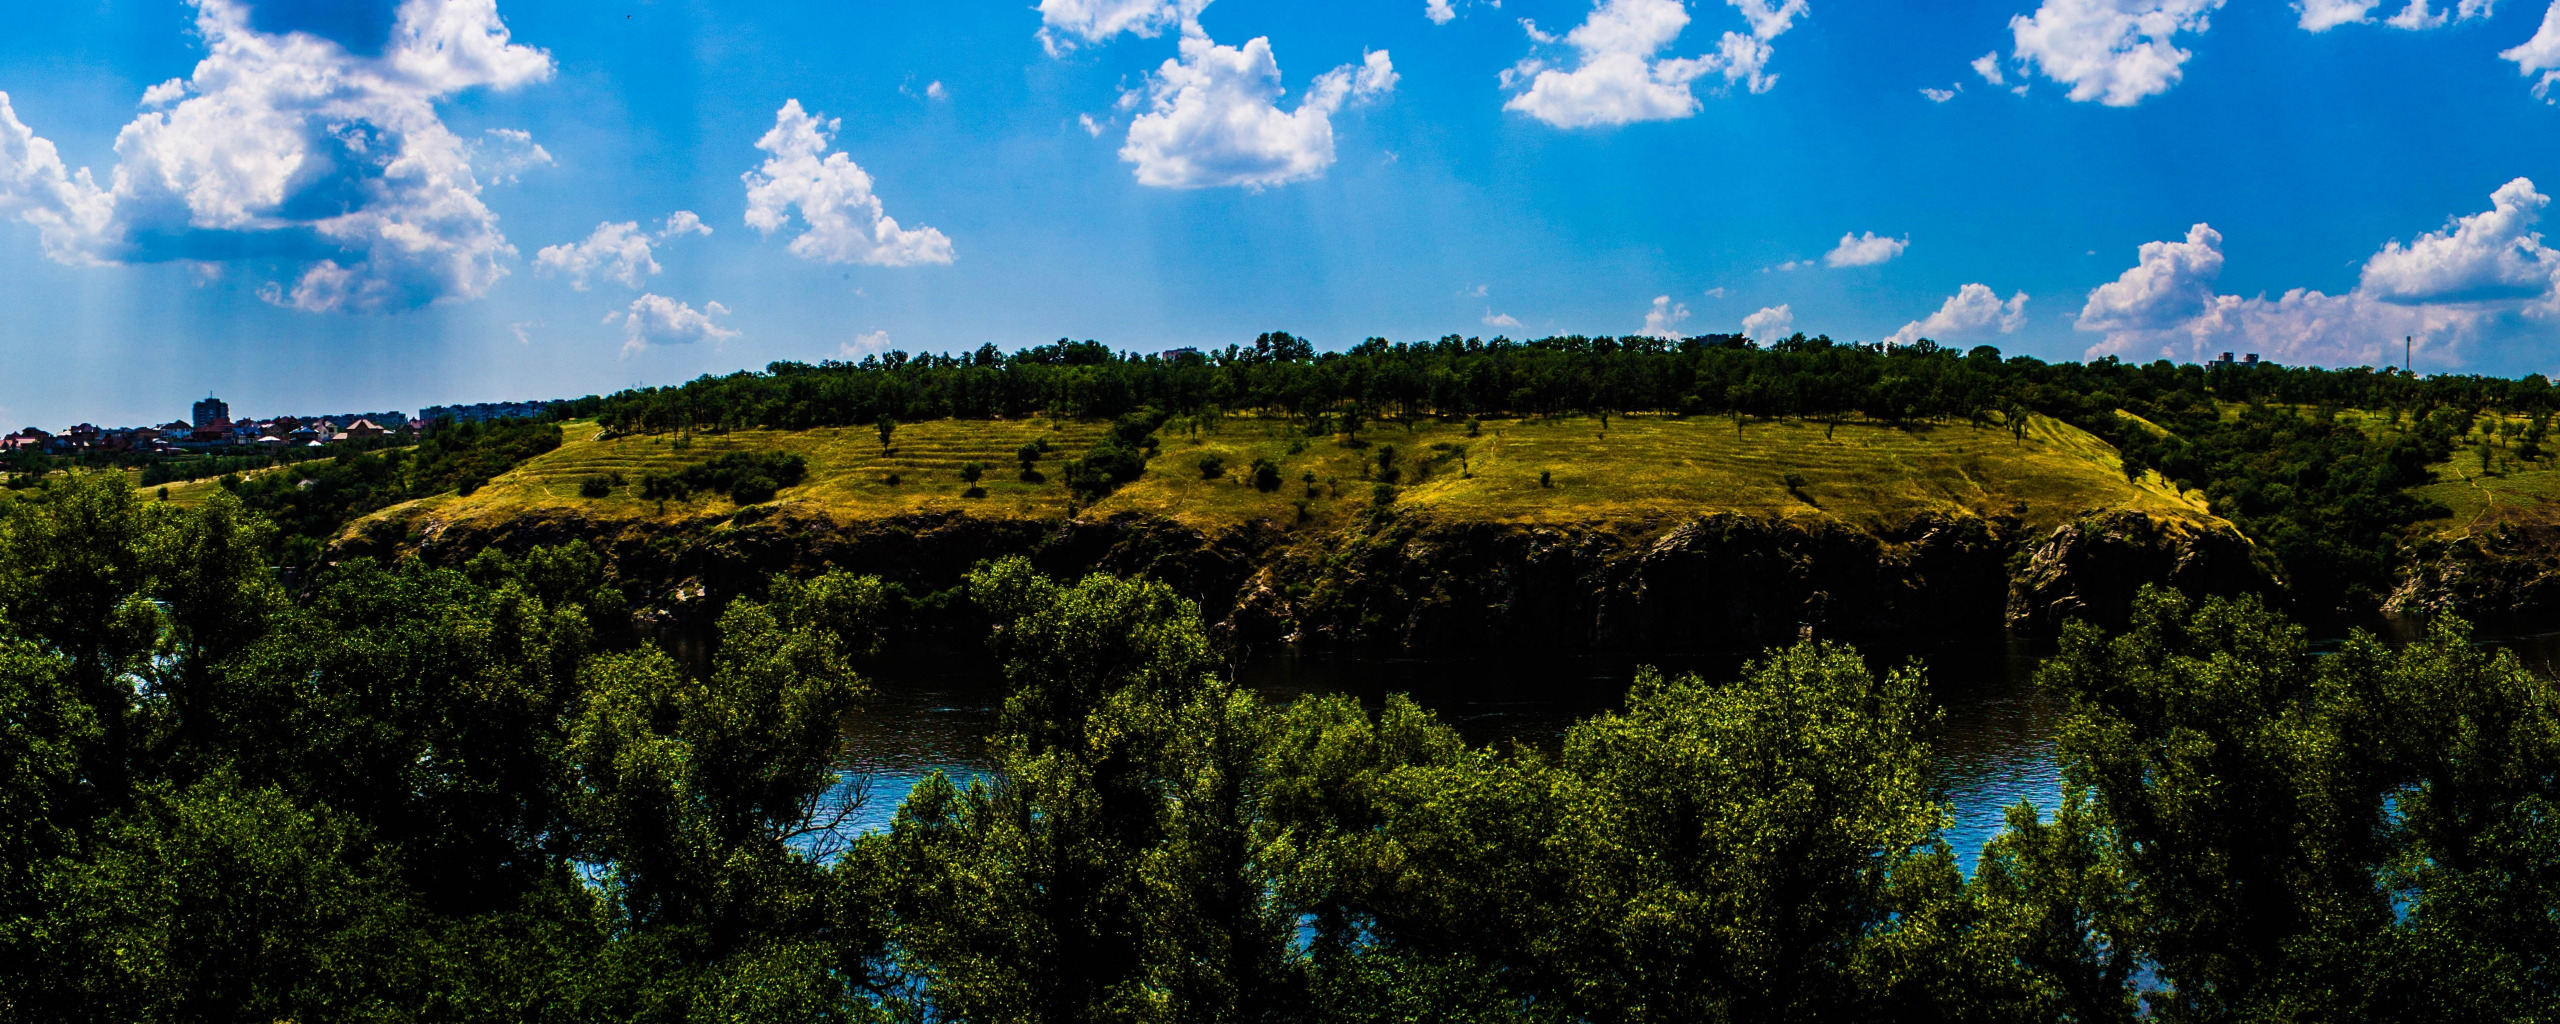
[
  {"xmin": 0, "ymin": 0, "xmax": 553, "ymax": 312},
  {"xmin": 1503, "ymin": 0, "xmax": 1807, "ymax": 129},
  {"xmin": 1428, "ymin": 0, "xmax": 1460, "ymax": 24},
  {"xmin": 2010, "ymin": 0, "xmax": 2221, "ymax": 107},
  {"xmin": 470, "ymin": 127, "xmax": 551, "ymax": 185},
  {"xmin": 1119, "ymin": 34, "xmax": 1396, "ymax": 189},
  {"xmin": 1886, "ymin": 283, "xmax": 2027, "ymax": 346},
  {"xmin": 1483, "ymin": 309, "xmax": 1523, "ymax": 327},
  {"xmin": 1823, "ymin": 230, "xmax": 1907, "ymax": 268},
  {"xmin": 2079, "ymin": 180, "xmax": 2560, "ymax": 367},
  {"xmin": 839, "ymin": 328, "xmax": 892, "ymax": 359},
  {"xmin": 1922, "ymin": 86, "xmax": 1959, "ymax": 102},
  {"xmin": 1036, "ymin": 0, "xmax": 1208, "ymax": 53},
  {"xmin": 1641, "ymin": 294, "xmax": 1690, "ymax": 338},
  {"xmin": 2358, "ymin": 177, "xmax": 2558, "ymax": 303},
  {"xmin": 609, "ymin": 293, "xmax": 736, "ymax": 353},
  {"xmin": 2504, "ymin": 2, "xmax": 2560, "ymax": 99},
  {"xmin": 1971, "ymin": 51, "xmax": 2006, "ymax": 85},
  {"xmin": 2079, "ymin": 223, "xmax": 2225, "ymax": 332},
  {"xmin": 1741, "ymin": 303, "xmax": 1794, "ymax": 342},
  {"xmin": 0, "ymin": 94, "xmax": 113, "ymax": 263},
  {"xmin": 743, "ymin": 100, "xmax": 953, "ymax": 265},
  {"xmin": 536, "ymin": 211, "xmax": 710, "ymax": 290},
  {"xmin": 2302, "ymin": 0, "xmax": 2492, "ymax": 30}
]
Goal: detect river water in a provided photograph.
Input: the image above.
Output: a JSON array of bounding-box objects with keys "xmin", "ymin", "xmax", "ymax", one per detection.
[
  {"xmin": 830, "ymin": 633, "xmax": 2066, "ymax": 869},
  {"xmin": 823, "ymin": 616, "xmax": 2560, "ymax": 869}
]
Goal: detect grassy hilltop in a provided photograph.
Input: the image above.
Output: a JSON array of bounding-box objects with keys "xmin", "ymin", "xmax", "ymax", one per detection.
[{"xmin": 362, "ymin": 411, "xmax": 2216, "ymax": 539}]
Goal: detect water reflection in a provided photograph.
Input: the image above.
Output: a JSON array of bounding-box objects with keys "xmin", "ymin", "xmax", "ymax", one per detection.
[
  {"xmin": 813, "ymin": 634, "xmax": 2069, "ymax": 869},
  {"xmin": 658, "ymin": 607, "xmax": 2560, "ymax": 870}
]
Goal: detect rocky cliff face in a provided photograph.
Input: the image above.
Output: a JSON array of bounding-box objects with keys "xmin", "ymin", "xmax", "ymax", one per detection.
[
  {"xmin": 338, "ymin": 504, "xmax": 2270, "ymax": 651},
  {"xmin": 2386, "ymin": 524, "xmax": 2560, "ymax": 620},
  {"xmin": 2005, "ymin": 510, "xmax": 2273, "ymax": 632}
]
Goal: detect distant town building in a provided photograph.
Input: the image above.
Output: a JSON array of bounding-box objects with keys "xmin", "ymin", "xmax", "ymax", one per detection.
[
  {"xmin": 193, "ymin": 396, "xmax": 229, "ymax": 428},
  {"xmin": 279, "ymin": 411, "xmax": 405, "ymax": 430},
  {"xmin": 420, "ymin": 400, "xmax": 553, "ymax": 425}
]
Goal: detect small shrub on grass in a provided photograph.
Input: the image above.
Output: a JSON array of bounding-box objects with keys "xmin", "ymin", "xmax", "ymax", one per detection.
[
  {"xmin": 729, "ymin": 474, "xmax": 780, "ymax": 505},
  {"xmin": 1539, "ymin": 470, "xmax": 1552, "ymax": 489},
  {"xmin": 1198, "ymin": 455, "xmax": 1226, "ymax": 479},
  {"xmin": 1251, "ymin": 458, "xmax": 1282, "ymax": 492}
]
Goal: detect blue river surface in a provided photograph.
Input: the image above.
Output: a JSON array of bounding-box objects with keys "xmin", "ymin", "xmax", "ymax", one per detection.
[
  {"xmin": 823, "ymin": 633, "xmax": 2069, "ymax": 870},
  {"xmin": 813, "ymin": 615, "xmax": 2560, "ymax": 870}
]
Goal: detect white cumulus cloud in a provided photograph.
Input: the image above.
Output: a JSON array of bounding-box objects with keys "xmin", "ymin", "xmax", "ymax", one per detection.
[
  {"xmin": 1483, "ymin": 309, "xmax": 1523, "ymax": 327},
  {"xmin": 2358, "ymin": 177, "xmax": 2558, "ymax": 303},
  {"xmin": 2078, "ymin": 223, "xmax": 2226, "ymax": 332},
  {"xmin": 1428, "ymin": 0, "xmax": 1460, "ymax": 24},
  {"xmin": 1503, "ymin": 0, "xmax": 1807, "ymax": 129},
  {"xmin": 2504, "ymin": 2, "xmax": 2560, "ymax": 99},
  {"xmin": 1823, "ymin": 230, "xmax": 1908, "ymax": 267},
  {"xmin": 2011, "ymin": 0, "xmax": 2222, "ymax": 107},
  {"xmin": 1886, "ymin": 283, "xmax": 2028, "ymax": 346},
  {"xmin": 1641, "ymin": 294, "xmax": 1690, "ymax": 338},
  {"xmin": 840, "ymin": 328, "xmax": 892, "ymax": 359},
  {"xmin": 1971, "ymin": 51, "xmax": 2006, "ymax": 85},
  {"xmin": 0, "ymin": 0, "xmax": 554, "ymax": 313},
  {"xmin": 743, "ymin": 99, "xmax": 953, "ymax": 266},
  {"xmin": 470, "ymin": 126, "xmax": 551, "ymax": 185},
  {"xmin": 536, "ymin": 211, "xmax": 711, "ymax": 290},
  {"xmin": 609, "ymin": 293, "xmax": 736, "ymax": 353},
  {"xmin": 2079, "ymin": 180, "xmax": 2560, "ymax": 368},
  {"xmin": 2302, "ymin": 0, "xmax": 2491, "ymax": 30},
  {"xmin": 1119, "ymin": 33, "xmax": 1396, "ymax": 189},
  {"xmin": 1741, "ymin": 303, "xmax": 1794, "ymax": 342},
  {"xmin": 1036, "ymin": 0, "xmax": 1208, "ymax": 54}
]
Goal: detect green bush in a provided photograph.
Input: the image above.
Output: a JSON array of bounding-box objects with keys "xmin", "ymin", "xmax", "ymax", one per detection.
[
  {"xmin": 729, "ymin": 474, "xmax": 779, "ymax": 505},
  {"xmin": 1198, "ymin": 455, "xmax": 1226, "ymax": 479},
  {"xmin": 1251, "ymin": 458, "xmax": 1282, "ymax": 492},
  {"xmin": 636, "ymin": 451, "xmax": 806, "ymax": 504}
]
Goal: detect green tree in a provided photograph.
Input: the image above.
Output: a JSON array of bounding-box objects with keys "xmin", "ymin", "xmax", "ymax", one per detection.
[
  {"xmin": 1548, "ymin": 645, "xmax": 1974, "ymax": 1022},
  {"xmin": 881, "ymin": 558, "xmax": 1294, "ymax": 1023}
]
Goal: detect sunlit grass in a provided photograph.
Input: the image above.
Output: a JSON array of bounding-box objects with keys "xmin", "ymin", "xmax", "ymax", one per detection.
[{"xmin": 369, "ymin": 412, "xmax": 2217, "ymax": 539}]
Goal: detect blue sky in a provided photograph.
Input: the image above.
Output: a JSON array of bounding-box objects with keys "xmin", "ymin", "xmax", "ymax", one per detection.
[{"xmin": 6, "ymin": 0, "xmax": 2560, "ymax": 427}]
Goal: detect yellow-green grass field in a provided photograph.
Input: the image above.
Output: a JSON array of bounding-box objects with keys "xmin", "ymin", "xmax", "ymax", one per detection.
[
  {"xmin": 2414, "ymin": 456, "xmax": 2560, "ymax": 541},
  {"xmin": 365, "ymin": 412, "xmax": 2214, "ymax": 539}
]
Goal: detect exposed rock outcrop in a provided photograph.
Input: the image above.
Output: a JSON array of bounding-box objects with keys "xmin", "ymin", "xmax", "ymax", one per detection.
[
  {"xmin": 2005, "ymin": 510, "xmax": 2272, "ymax": 632},
  {"xmin": 337, "ymin": 503, "xmax": 2270, "ymax": 652},
  {"xmin": 2387, "ymin": 523, "xmax": 2560, "ymax": 619}
]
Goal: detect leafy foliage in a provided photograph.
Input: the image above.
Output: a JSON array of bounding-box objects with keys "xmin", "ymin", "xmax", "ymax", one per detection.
[
  {"xmin": 3, "ymin": 478, "xmax": 2557, "ymax": 1022},
  {"xmin": 588, "ymin": 335, "xmax": 2560, "ymax": 607},
  {"xmin": 218, "ymin": 418, "xmax": 563, "ymax": 558},
  {"xmin": 636, "ymin": 450, "xmax": 809, "ymax": 505}
]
